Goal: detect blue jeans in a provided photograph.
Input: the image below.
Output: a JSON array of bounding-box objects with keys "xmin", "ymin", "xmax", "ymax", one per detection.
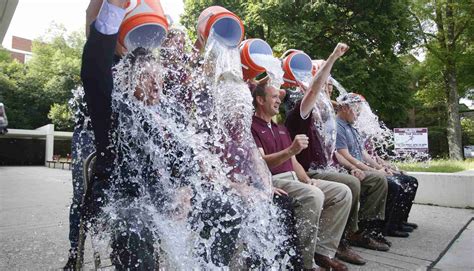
[{"xmin": 68, "ymin": 127, "xmax": 95, "ymax": 249}]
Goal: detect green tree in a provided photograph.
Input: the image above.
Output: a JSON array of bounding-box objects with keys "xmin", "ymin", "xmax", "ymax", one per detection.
[
  {"xmin": 411, "ymin": 0, "xmax": 474, "ymax": 159},
  {"xmin": 0, "ymin": 47, "xmax": 12, "ymax": 62},
  {"xmin": 182, "ymin": 0, "xmax": 419, "ymax": 127},
  {"xmin": 461, "ymin": 118, "xmax": 474, "ymax": 146},
  {"xmin": 28, "ymin": 24, "xmax": 83, "ymax": 105},
  {"xmin": 0, "ymin": 24, "xmax": 84, "ymax": 130},
  {"xmin": 48, "ymin": 103, "xmax": 73, "ymax": 131}
]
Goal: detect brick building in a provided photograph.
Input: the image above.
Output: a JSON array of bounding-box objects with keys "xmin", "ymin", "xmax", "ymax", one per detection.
[{"xmin": 9, "ymin": 35, "xmax": 32, "ymax": 63}]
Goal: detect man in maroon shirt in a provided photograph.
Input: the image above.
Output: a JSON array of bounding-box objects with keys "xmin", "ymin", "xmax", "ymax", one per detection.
[
  {"xmin": 286, "ymin": 44, "xmax": 390, "ymax": 264},
  {"xmin": 251, "ymin": 80, "xmax": 352, "ymax": 271}
]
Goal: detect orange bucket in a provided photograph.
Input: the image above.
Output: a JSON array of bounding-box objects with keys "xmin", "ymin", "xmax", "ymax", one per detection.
[
  {"xmin": 197, "ymin": 6, "xmax": 244, "ymax": 48},
  {"xmin": 118, "ymin": 0, "xmax": 169, "ymax": 50},
  {"xmin": 239, "ymin": 39, "xmax": 273, "ymax": 81},
  {"xmin": 281, "ymin": 49, "xmax": 313, "ymax": 87}
]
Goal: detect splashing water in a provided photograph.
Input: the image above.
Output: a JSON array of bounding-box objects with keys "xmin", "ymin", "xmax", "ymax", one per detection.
[
  {"xmin": 198, "ymin": 30, "xmax": 290, "ymax": 268},
  {"xmin": 331, "ymin": 78, "xmax": 348, "ymax": 96},
  {"xmin": 251, "ymin": 53, "xmax": 284, "ymax": 88},
  {"xmin": 292, "ymin": 70, "xmax": 313, "ymax": 89},
  {"xmin": 334, "ymin": 88, "xmax": 430, "ymax": 163},
  {"xmin": 292, "ymin": 70, "xmax": 337, "ymax": 167},
  {"xmin": 356, "ymin": 100, "xmax": 430, "ymax": 162},
  {"xmin": 82, "ymin": 28, "xmax": 291, "ymax": 269},
  {"xmin": 312, "ymin": 89, "xmax": 338, "ymax": 167}
]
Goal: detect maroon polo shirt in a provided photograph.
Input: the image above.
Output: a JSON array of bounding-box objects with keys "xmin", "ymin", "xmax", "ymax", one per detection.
[
  {"xmin": 251, "ymin": 115, "xmax": 294, "ymax": 175},
  {"xmin": 285, "ymin": 100, "xmax": 328, "ymax": 171}
]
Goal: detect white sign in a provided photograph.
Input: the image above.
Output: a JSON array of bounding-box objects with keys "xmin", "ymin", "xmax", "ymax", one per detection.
[
  {"xmin": 464, "ymin": 146, "xmax": 474, "ymax": 158},
  {"xmin": 394, "ymin": 128, "xmax": 428, "ymax": 151}
]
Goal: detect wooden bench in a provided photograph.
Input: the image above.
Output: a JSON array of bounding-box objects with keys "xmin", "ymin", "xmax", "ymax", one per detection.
[
  {"xmin": 59, "ymin": 154, "xmax": 72, "ymax": 170},
  {"xmin": 46, "ymin": 155, "xmax": 61, "ymax": 168}
]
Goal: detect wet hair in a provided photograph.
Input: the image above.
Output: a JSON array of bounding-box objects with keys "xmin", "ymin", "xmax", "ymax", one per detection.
[
  {"xmin": 126, "ymin": 47, "xmax": 156, "ymax": 67},
  {"xmin": 112, "ymin": 47, "xmax": 159, "ymax": 99},
  {"xmin": 250, "ymin": 80, "xmax": 268, "ymax": 108},
  {"xmin": 338, "ymin": 92, "xmax": 364, "ymax": 106},
  {"xmin": 167, "ymin": 28, "xmax": 186, "ymax": 39}
]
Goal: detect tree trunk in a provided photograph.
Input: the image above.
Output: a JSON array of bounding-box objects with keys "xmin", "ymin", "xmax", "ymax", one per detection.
[
  {"xmin": 444, "ymin": 0, "xmax": 463, "ymax": 160},
  {"xmin": 445, "ymin": 64, "xmax": 463, "ymax": 160}
]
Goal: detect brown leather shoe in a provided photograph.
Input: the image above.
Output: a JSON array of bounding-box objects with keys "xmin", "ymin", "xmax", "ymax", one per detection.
[
  {"xmin": 367, "ymin": 230, "xmax": 392, "ymax": 247},
  {"xmin": 336, "ymin": 242, "xmax": 366, "ymax": 265},
  {"xmin": 314, "ymin": 253, "xmax": 348, "ymax": 271},
  {"xmin": 348, "ymin": 232, "xmax": 390, "ymax": 251}
]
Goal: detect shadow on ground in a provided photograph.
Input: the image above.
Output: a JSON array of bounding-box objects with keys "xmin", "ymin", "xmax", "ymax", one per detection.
[{"xmin": 0, "ymin": 166, "xmax": 472, "ymax": 270}]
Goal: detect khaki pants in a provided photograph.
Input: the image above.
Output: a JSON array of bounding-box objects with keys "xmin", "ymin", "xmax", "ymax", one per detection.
[
  {"xmin": 307, "ymin": 170, "xmax": 387, "ymax": 233},
  {"xmin": 273, "ymin": 172, "xmax": 351, "ymax": 269},
  {"xmin": 360, "ymin": 171, "xmax": 387, "ymax": 221}
]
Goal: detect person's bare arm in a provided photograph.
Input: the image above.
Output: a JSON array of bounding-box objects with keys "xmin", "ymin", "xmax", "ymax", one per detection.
[
  {"xmin": 337, "ymin": 148, "xmax": 373, "ymax": 171},
  {"xmin": 107, "ymin": 0, "xmax": 127, "ymax": 8},
  {"xmin": 362, "ymin": 151, "xmax": 384, "ymax": 170},
  {"xmin": 291, "ymin": 156, "xmax": 311, "ymax": 183},
  {"xmin": 86, "ymin": 0, "xmax": 128, "ymax": 33},
  {"xmin": 86, "ymin": 0, "xmax": 127, "ymax": 54},
  {"xmin": 300, "ymin": 43, "xmax": 349, "ymax": 117},
  {"xmin": 334, "ymin": 151, "xmax": 366, "ymax": 181},
  {"xmin": 362, "ymin": 151, "xmax": 393, "ymax": 175},
  {"xmin": 334, "ymin": 151, "xmax": 357, "ymax": 170},
  {"xmin": 374, "ymin": 154, "xmax": 401, "ymax": 174},
  {"xmin": 85, "ymin": 0, "xmax": 103, "ymax": 37},
  {"xmin": 257, "ymin": 134, "xmax": 309, "ymax": 168}
]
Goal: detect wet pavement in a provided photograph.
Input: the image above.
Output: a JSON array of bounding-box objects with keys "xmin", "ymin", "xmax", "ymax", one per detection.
[{"xmin": 0, "ymin": 166, "xmax": 472, "ymax": 270}]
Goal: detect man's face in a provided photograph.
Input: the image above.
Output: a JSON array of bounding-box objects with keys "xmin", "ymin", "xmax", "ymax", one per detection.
[
  {"xmin": 325, "ymin": 81, "xmax": 333, "ymax": 97},
  {"xmin": 133, "ymin": 62, "xmax": 162, "ymax": 106},
  {"xmin": 340, "ymin": 103, "xmax": 359, "ymax": 123},
  {"xmin": 258, "ymin": 86, "xmax": 281, "ymax": 117}
]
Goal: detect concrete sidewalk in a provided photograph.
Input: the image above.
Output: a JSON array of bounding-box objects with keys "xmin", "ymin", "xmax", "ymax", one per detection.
[
  {"xmin": 1, "ymin": 166, "xmax": 473, "ymax": 270},
  {"xmin": 458, "ymin": 169, "xmax": 474, "ymax": 175}
]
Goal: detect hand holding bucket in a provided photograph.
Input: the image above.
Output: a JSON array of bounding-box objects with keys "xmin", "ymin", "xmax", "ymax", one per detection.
[{"xmin": 197, "ymin": 6, "xmax": 244, "ymax": 48}]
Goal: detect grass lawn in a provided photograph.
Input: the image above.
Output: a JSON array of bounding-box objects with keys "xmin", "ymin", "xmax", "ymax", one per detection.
[{"xmin": 396, "ymin": 159, "xmax": 474, "ymax": 173}]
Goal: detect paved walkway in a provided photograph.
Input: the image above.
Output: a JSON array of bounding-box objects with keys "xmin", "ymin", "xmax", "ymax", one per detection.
[
  {"xmin": 0, "ymin": 166, "xmax": 473, "ymax": 270},
  {"xmin": 458, "ymin": 169, "xmax": 474, "ymax": 175}
]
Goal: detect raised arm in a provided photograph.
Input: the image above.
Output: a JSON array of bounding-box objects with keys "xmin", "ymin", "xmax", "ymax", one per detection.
[{"xmin": 300, "ymin": 43, "xmax": 349, "ymax": 118}]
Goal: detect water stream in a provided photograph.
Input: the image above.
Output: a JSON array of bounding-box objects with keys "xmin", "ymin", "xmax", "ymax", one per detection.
[{"xmin": 80, "ymin": 29, "xmax": 291, "ymax": 269}]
